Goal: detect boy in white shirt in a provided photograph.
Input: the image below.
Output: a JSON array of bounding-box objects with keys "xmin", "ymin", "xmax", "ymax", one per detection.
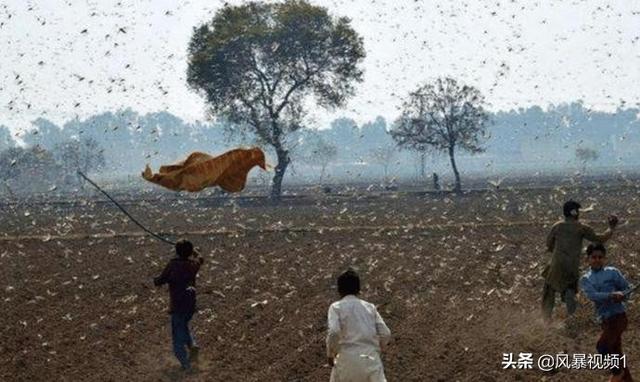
[{"xmin": 326, "ymin": 269, "xmax": 391, "ymax": 382}]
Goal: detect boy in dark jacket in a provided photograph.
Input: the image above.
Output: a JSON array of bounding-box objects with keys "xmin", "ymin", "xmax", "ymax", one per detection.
[{"xmin": 154, "ymin": 239, "xmax": 203, "ymax": 370}]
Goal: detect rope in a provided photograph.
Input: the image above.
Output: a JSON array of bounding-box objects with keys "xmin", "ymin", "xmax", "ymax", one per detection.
[{"xmin": 77, "ymin": 171, "xmax": 175, "ymax": 245}]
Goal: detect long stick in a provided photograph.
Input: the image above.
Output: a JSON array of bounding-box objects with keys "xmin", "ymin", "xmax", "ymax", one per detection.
[
  {"xmin": 77, "ymin": 171, "xmax": 175, "ymax": 245},
  {"xmin": 624, "ymin": 283, "xmax": 640, "ymax": 297}
]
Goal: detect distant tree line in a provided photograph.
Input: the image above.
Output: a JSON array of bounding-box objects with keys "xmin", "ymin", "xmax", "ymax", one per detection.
[
  {"xmin": 1, "ymin": 99, "xmax": 639, "ymax": 195},
  {"xmin": 0, "ymin": 134, "xmax": 105, "ymax": 195}
]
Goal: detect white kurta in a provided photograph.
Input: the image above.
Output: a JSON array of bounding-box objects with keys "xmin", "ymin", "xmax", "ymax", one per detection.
[{"xmin": 326, "ymin": 295, "xmax": 391, "ymax": 382}]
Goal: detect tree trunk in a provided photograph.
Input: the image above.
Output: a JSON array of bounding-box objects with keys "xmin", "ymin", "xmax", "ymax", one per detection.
[
  {"xmin": 271, "ymin": 146, "xmax": 290, "ymax": 202},
  {"xmin": 319, "ymin": 164, "xmax": 326, "ymax": 184},
  {"xmin": 420, "ymin": 152, "xmax": 426, "ymax": 182},
  {"xmin": 77, "ymin": 165, "xmax": 86, "ymax": 191},
  {"xmin": 448, "ymin": 145, "xmax": 461, "ymax": 193}
]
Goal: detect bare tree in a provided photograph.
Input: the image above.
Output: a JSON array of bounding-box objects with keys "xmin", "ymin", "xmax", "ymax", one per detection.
[
  {"xmin": 296, "ymin": 133, "xmax": 338, "ymax": 183},
  {"xmin": 54, "ymin": 138, "xmax": 105, "ymax": 187},
  {"xmin": 186, "ymin": 0, "xmax": 365, "ymax": 201},
  {"xmin": 391, "ymin": 77, "xmax": 489, "ymax": 193}
]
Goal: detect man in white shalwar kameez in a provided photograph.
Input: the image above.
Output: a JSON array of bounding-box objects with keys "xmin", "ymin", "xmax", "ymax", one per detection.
[{"xmin": 326, "ymin": 269, "xmax": 391, "ymax": 382}]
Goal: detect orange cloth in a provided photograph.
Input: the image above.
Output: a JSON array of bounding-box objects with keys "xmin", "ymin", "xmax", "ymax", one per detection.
[{"xmin": 142, "ymin": 147, "xmax": 266, "ymax": 192}]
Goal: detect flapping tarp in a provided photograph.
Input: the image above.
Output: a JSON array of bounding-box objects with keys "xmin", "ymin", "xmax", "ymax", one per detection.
[{"xmin": 142, "ymin": 147, "xmax": 266, "ymax": 192}]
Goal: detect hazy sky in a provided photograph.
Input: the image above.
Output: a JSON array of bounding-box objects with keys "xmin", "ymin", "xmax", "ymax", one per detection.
[{"xmin": 1, "ymin": 0, "xmax": 639, "ymax": 136}]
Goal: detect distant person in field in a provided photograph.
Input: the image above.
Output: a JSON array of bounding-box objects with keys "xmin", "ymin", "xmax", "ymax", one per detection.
[
  {"xmin": 542, "ymin": 200, "xmax": 618, "ymax": 322},
  {"xmin": 154, "ymin": 239, "xmax": 204, "ymax": 371},
  {"xmin": 326, "ymin": 269, "xmax": 391, "ymax": 382},
  {"xmin": 580, "ymin": 244, "xmax": 633, "ymax": 381}
]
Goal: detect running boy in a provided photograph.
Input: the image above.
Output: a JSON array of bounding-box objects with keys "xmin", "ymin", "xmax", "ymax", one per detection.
[
  {"xmin": 154, "ymin": 239, "xmax": 203, "ymax": 371},
  {"xmin": 580, "ymin": 243, "xmax": 633, "ymax": 381}
]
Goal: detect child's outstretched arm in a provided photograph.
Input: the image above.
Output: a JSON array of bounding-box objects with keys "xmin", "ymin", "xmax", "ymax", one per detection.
[
  {"xmin": 614, "ymin": 269, "xmax": 630, "ymax": 291},
  {"xmin": 154, "ymin": 261, "xmax": 172, "ymax": 286},
  {"xmin": 582, "ymin": 216, "xmax": 618, "ymax": 243},
  {"xmin": 546, "ymin": 225, "xmax": 556, "ymax": 253},
  {"xmin": 580, "ymin": 276, "xmax": 615, "ymax": 303},
  {"xmin": 326, "ymin": 305, "xmax": 341, "ymax": 364},
  {"xmin": 614, "ymin": 269, "xmax": 631, "ymax": 300}
]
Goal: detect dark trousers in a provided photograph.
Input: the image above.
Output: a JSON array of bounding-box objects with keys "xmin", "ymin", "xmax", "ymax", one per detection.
[
  {"xmin": 542, "ymin": 283, "xmax": 577, "ymax": 319},
  {"xmin": 597, "ymin": 313, "xmax": 633, "ymax": 381},
  {"xmin": 171, "ymin": 312, "xmax": 195, "ymax": 369}
]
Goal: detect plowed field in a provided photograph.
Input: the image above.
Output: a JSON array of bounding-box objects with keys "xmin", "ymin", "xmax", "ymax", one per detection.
[{"xmin": 1, "ymin": 185, "xmax": 639, "ymax": 381}]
